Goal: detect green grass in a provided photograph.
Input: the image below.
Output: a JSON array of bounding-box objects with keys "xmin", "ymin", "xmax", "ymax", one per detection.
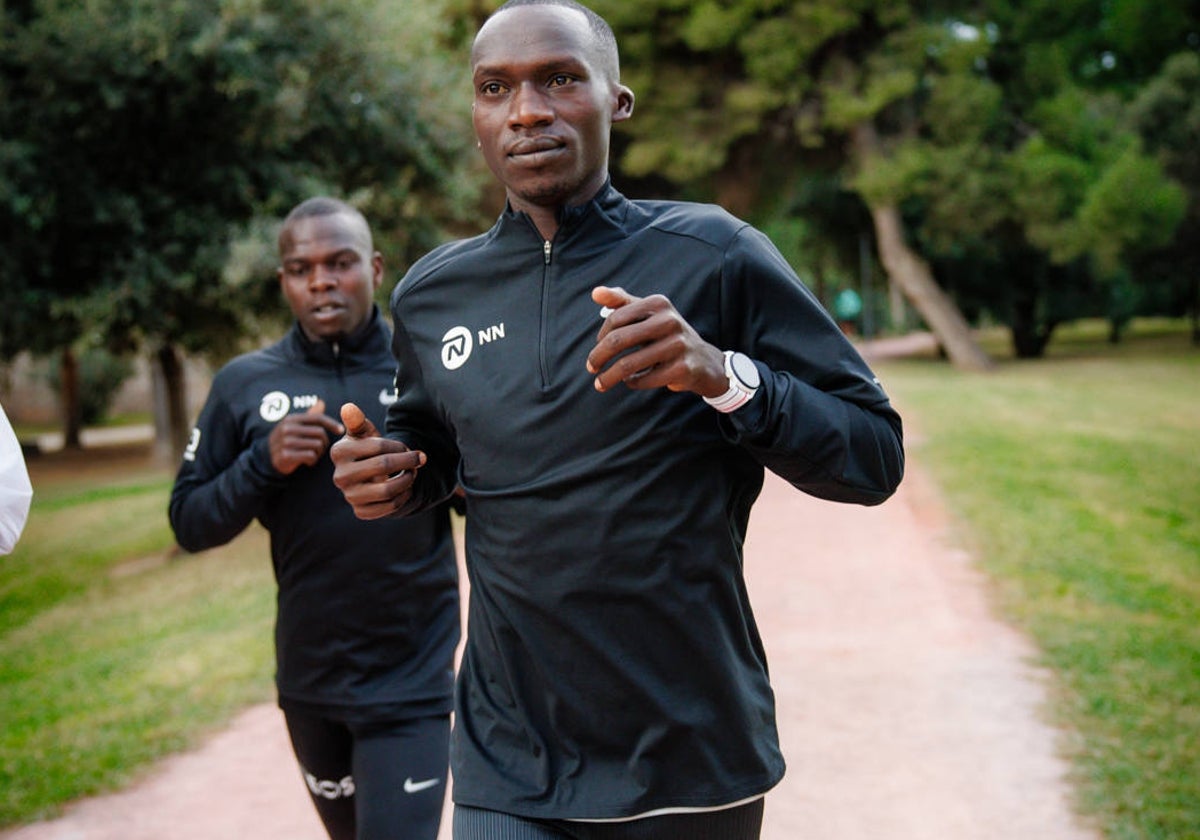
[
  {"xmin": 0, "ymin": 461, "xmax": 276, "ymax": 826},
  {"xmin": 876, "ymin": 318, "xmax": 1199, "ymax": 840}
]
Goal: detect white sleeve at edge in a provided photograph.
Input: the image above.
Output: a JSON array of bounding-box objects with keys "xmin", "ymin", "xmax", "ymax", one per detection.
[{"xmin": 0, "ymin": 403, "xmax": 34, "ymax": 555}]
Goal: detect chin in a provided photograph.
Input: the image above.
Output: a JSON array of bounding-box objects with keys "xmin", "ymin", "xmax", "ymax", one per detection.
[
  {"xmin": 304, "ymin": 324, "xmax": 348, "ymax": 342},
  {"xmin": 511, "ymin": 176, "xmax": 577, "ymax": 207}
]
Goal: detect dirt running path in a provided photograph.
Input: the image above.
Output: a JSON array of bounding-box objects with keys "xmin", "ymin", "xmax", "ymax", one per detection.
[{"xmin": 2, "ymin": 457, "xmax": 1099, "ymax": 840}]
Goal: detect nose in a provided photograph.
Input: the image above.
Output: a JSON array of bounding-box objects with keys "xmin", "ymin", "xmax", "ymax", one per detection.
[
  {"xmin": 309, "ymin": 264, "xmax": 337, "ymax": 289},
  {"xmin": 510, "ymin": 81, "xmax": 553, "ymax": 128}
]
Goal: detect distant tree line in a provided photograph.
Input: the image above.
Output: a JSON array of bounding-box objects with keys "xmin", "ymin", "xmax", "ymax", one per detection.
[
  {"xmin": 567, "ymin": 0, "xmax": 1196, "ymax": 364},
  {"xmin": 0, "ymin": 0, "xmax": 483, "ymax": 453},
  {"xmin": 2, "ymin": 0, "xmax": 1196, "ymax": 449}
]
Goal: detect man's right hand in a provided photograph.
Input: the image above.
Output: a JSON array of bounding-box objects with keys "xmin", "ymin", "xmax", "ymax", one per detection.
[
  {"xmin": 330, "ymin": 402, "xmax": 426, "ymax": 520},
  {"xmin": 268, "ymin": 399, "xmax": 343, "ymax": 476}
]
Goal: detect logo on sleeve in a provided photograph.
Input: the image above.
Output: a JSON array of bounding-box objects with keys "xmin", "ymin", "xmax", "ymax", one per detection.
[
  {"xmin": 182, "ymin": 427, "xmax": 201, "ymax": 462},
  {"xmin": 260, "ymin": 391, "xmax": 291, "ymax": 422},
  {"xmin": 441, "ymin": 326, "xmax": 473, "ymax": 370}
]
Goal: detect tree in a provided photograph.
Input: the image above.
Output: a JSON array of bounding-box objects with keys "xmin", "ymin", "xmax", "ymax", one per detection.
[
  {"xmin": 606, "ymin": 0, "xmax": 1193, "ymax": 360},
  {"xmin": 1128, "ymin": 51, "xmax": 1200, "ymax": 344},
  {"xmin": 597, "ymin": 1, "xmax": 996, "ymax": 370},
  {"xmin": 0, "ymin": 0, "xmax": 481, "ymax": 455},
  {"xmin": 987, "ymin": 0, "xmax": 1190, "ymax": 347}
]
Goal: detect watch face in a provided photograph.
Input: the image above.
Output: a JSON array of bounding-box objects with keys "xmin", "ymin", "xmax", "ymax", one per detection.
[{"xmin": 730, "ymin": 352, "xmax": 761, "ymax": 390}]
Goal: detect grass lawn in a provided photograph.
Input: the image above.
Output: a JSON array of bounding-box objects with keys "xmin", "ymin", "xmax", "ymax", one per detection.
[
  {"xmin": 0, "ymin": 445, "xmax": 277, "ymax": 826},
  {"xmin": 875, "ymin": 318, "xmax": 1199, "ymax": 840}
]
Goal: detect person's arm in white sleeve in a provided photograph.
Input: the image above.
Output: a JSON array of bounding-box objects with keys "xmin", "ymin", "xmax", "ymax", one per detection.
[{"xmin": 0, "ymin": 403, "xmax": 34, "ymax": 555}]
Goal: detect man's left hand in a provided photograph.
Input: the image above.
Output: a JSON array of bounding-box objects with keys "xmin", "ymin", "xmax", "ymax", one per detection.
[{"xmin": 586, "ymin": 285, "xmax": 727, "ymax": 398}]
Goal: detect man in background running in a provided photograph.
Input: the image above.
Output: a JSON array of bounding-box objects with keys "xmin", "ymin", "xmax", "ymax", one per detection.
[{"xmin": 170, "ymin": 197, "xmax": 459, "ymax": 840}]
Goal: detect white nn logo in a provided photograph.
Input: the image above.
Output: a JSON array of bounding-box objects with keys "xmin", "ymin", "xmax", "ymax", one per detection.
[
  {"xmin": 260, "ymin": 390, "xmax": 291, "ymax": 422},
  {"xmin": 441, "ymin": 326, "xmax": 473, "ymax": 370}
]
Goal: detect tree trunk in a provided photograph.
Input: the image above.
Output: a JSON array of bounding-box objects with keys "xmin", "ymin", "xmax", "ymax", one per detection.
[
  {"xmin": 60, "ymin": 347, "xmax": 83, "ymax": 449},
  {"xmin": 888, "ymin": 270, "xmax": 907, "ymax": 332},
  {"xmin": 868, "ymin": 204, "xmax": 994, "ymax": 371},
  {"xmin": 1010, "ymin": 295, "xmax": 1054, "ymax": 359},
  {"xmin": 714, "ymin": 139, "xmax": 764, "ymax": 219},
  {"xmin": 151, "ymin": 342, "xmax": 190, "ymax": 464},
  {"xmin": 850, "ymin": 122, "xmax": 993, "ymax": 372},
  {"xmin": 859, "ymin": 231, "xmax": 876, "ymax": 338},
  {"xmin": 1190, "ymin": 273, "xmax": 1199, "ymax": 347}
]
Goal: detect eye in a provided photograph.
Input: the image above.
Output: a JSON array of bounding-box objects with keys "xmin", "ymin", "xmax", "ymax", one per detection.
[
  {"xmin": 285, "ymin": 263, "xmax": 310, "ymax": 279},
  {"xmin": 479, "ymin": 81, "xmax": 507, "ymax": 96},
  {"xmin": 328, "ymin": 254, "xmax": 360, "ymax": 273},
  {"xmin": 547, "ymin": 73, "xmax": 573, "ymax": 88}
]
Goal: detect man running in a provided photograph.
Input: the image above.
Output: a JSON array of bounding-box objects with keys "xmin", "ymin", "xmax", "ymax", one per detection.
[
  {"xmin": 170, "ymin": 197, "xmax": 459, "ymax": 840},
  {"xmin": 331, "ymin": 3, "xmax": 905, "ymax": 837}
]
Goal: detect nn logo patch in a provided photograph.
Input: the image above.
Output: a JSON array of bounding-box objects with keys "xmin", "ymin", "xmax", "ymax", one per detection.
[
  {"xmin": 441, "ymin": 326, "xmax": 473, "ymax": 370},
  {"xmin": 441, "ymin": 323, "xmax": 506, "ymax": 370}
]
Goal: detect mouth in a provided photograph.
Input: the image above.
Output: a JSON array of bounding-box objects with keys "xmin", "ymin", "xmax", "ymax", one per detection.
[
  {"xmin": 507, "ymin": 136, "xmax": 566, "ymax": 164},
  {"xmin": 311, "ymin": 302, "xmax": 346, "ymax": 319}
]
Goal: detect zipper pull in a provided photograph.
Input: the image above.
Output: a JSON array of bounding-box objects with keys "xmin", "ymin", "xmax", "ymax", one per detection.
[{"xmin": 543, "ymin": 240, "xmax": 552, "ymax": 265}]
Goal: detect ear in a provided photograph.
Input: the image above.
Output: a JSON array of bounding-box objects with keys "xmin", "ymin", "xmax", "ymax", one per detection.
[
  {"xmin": 370, "ymin": 252, "xmax": 385, "ymax": 292},
  {"xmin": 612, "ymin": 84, "xmax": 634, "ymax": 123}
]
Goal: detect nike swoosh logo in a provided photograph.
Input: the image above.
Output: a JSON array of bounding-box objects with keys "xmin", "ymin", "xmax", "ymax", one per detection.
[{"xmin": 403, "ymin": 777, "xmax": 441, "ymax": 794}]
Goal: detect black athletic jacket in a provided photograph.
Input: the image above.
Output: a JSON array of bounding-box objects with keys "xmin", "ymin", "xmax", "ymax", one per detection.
[
  {"xmin": 169, "ymin": 309, "xmax": 459, "ymax": 720},
  {"xmin": 385, "ymin": 183, "xmax": 905, "ymax": 818}
]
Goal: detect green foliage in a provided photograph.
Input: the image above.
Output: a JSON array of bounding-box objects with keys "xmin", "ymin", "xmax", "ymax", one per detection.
[
  {"xmin": 739, "ymin": 4, "xmax": 855, "ymax": 89},
  {"xmin": 1028, "ymin": 86, "xmax": 1123, "ymax": 159},
  {"xmin": 1077, "ymin": 146, "xmax": 1186, "ymax": 275},
  {"xmin": 41, "ymin": 349, "xmax": 135, "ymax": 427},
  {"xmin": 924, "ymin": 74, "xmax": 1003, "ymax": 145},
  {"xmin": 1010, "ymin": 136, "xmax": 1095, "ymax": 263},
  {"xmin": 1126, "ymin": 51, "xmax": 1200, "ymax": 333},
  {"xmin": 568, "ymin": 0, "xmax": 1197, "ymax": 353},
  {"xmin": 1130, "ymin": 51, "xmax": 1200, "ymax": 180},
  {"xmin": 853, "ymin": 140, "xmax": 929, "ymax": 207},
  {"xmin": 678, "ymin": 0, "xmax": 749, "ymax": 51},
  {"xmin": 0, "ymin": 0, "xmax": 481, "ymax": 364}
]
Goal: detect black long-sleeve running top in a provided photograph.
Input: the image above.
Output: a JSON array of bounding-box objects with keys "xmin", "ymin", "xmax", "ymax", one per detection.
[
  {"xmin": 169, "ymin": 310, "xmax": 459, "ymax": 719},
  {"xmin": 386, "ymin": 183, "xmax": 905, "ymax": 818}
]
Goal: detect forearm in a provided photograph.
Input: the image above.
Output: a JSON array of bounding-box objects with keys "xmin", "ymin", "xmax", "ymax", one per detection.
[
  {"xmin": 721, "ymin": 367, "xmax": 905, "ymax": 506},
  {"xmin": 168, "ymin": 438, "xmax": 283, "ymax": 551}
]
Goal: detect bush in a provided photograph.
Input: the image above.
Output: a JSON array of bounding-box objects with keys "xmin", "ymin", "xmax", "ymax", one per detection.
[{"xmin": 43, "ymin": 349, "xmax": 134, "ymax": 426}]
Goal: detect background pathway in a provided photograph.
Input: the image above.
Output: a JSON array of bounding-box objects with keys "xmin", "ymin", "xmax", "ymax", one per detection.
[{"xmin": 2, "ymin": 454, "xmax": 1099, "ymax": 840}]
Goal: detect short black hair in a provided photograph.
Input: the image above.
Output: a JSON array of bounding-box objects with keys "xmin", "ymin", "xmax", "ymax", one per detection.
[
  {"xmin": 284, "ymin": 196, "xmax": 362, "ymax": 224},
  {"xmin": 488, "ymin": 0, "xmax": 621, "ymax": 80},
  {"xmin": 278, "ymin": 197, "xmax": 372, "ymax": 254}
]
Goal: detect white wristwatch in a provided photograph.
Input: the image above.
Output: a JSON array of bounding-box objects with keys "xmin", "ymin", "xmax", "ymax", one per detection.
[{"xmin": 703, "ymin": 351, "xmax": 761, "ymax": 413}]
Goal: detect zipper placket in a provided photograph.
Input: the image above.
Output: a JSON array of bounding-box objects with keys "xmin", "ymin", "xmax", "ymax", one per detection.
[
  {"xmin": 332, "ymin": 341, "xmax": 346, "ymax": 407},
  {"xmin": 538, "ymin": 238, "xmax": 553, "ymax": 389}
]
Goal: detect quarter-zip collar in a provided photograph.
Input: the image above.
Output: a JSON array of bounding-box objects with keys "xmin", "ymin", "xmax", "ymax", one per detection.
[
  {"xmin": 286, "ymin": 305, "xmax": 390, "ymax": 368},
  {"xmin": 498, "ymin": 178, "xmax": 630, "ymax": 262}
]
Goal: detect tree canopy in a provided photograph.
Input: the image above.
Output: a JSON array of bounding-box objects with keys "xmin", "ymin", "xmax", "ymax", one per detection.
[
  {"xmin": 4, "ymin": 0, "xmax": 1196, "ymax": 422},
  {"xmin": 578, "ymin": 0, "xmax": 1196, "ymax": 360},
  {"xmin": 0, "ymin": 0, "xmax": 481, "ymax": 448}
]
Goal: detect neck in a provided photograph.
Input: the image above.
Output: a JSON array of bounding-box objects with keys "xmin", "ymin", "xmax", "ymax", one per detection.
[
  {"xmin": 525, "ymin": 207, "xmax": 560, "ymax": 241},
  {"xmin": 510, "ymin": 173, "xmax": 609, "ymax": 241}
]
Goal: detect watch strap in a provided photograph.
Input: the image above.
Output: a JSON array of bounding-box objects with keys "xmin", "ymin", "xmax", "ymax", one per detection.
[{"xmin": 703, "ymin": 351, "xmax": 758, "ymax": 413}]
